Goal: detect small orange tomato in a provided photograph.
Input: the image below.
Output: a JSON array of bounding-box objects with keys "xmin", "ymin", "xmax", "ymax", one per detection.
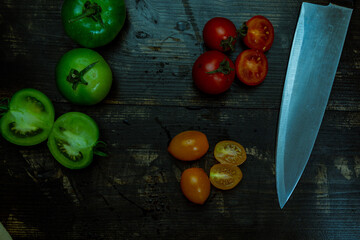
[
  {"xmin": 214, "ymin": 140, "xmax": 247, "ymax": 166},
  {"xmin": 210, "ymin": 163, "xmax": 243, "ymax": 190},
  {"xmin": 168, "ymin": 130, "xmax": 209, "ymax": 161},
  {"xmin": 181, "ymin": 168, "xmax": 210, "ymax": 204}
]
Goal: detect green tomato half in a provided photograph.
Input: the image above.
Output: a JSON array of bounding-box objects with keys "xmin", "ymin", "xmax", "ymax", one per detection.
[
  {"xmin": 0, "ymin": 88, "xmax": 55, "ymax": 146},
  {"xmin": 61, "ymin": 0, "xmax": 126, "ymax": 48},
  {"xmin": 56, "ymin": 48, "xmax": 113, "ymax": 105},
  {"xmin": 47, "ymin": 112, "xmax": 101, "ymax": 169}
]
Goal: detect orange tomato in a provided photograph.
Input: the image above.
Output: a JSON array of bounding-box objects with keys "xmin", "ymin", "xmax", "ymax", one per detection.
[
  {"xmin": 214, "ymin": 140, "xmax": 247, "ymax": 166},
  {"xmin": 209, "ymin": 163, "xmax": 243, "ymax": 190},
  {"xmin": 181, "ymin": 168, "xmax": 210, "ymax": 204},
  {"xmin": 168, "ymin": 130, "xmax": 209, "ymax": 161}
]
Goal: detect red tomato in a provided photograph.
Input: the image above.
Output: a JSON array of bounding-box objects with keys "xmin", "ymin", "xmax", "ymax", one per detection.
[
  {"xmin": 192, "ymin": 51, "xmax": 235, "ymax": 95},
  {"xmin": 241, "ymin": 15, "xmax": 274, "ymax": 52},
  {"xmin": 181, "ymin": 168, "xmax": 210, "ymax": 204},
  {"xmin": 235, "ymin": 49, "xmax": 268, "ymax": 86},
  {"xmin": 210, "ymin": 164, "xmax": 243, "ymax": 190},
  {"xmin": 168, "ymin": 130, "xmax": 209, "ymax": 161},
  {"xmin": 203, "ymin": 17, "xmax": 237, "ymax": 52}
]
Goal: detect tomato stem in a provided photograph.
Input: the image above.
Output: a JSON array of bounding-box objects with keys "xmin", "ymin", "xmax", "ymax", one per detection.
[
  {"xmin": 0, "ymin": 98, "xmax": 9, "ymax": 116},
  {"xmin": 68, "ymin": 1, "xmax": 105, "ymax": 27},
  {"xmin": 93, "ymin": 140, "xmax": 108, "ymax": 157},
  {"xmin": 206, "ymin": 59, "xmax": 234, "ymax": 75},
  {"xmin": 66, "ymin": 61, "xmax": 98, "ymax": 91},
  {"xmin": 220, "ymin": 36, "xmax": 236, "ymax": 52},
  {"xmin": 238, "ymin": 22, "xmax": 248, "ymax": 38}
]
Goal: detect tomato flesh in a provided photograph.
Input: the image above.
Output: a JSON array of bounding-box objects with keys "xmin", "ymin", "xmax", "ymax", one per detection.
[
  {"xmin": 168, "ymin": 130, "xmax": 209, "ymax": 161},
  {"xmin": 243, "ymin": 15, "xmax": 274, "ymax": 52},
  {"xmin": 56, "ymin": 48, "xmax": 113, "ymax": 105},
  {"xmin": 235, "ymin": 49, "xmax": 268, "ymax": 86},
  {"xmin": 214, "ymin": 140, "xmax": 247, "ymax": 166},
  {"xmin": 47, "ymin": 112, "xmax": 99, "ymax": 169},
  {"xmin": 210, "ymin": 164, "xmax": 243, "ymax": 190},
  {"xmin": 0, "ymin": 89, "xmax": 55, "ymax": 146},
  {"xmin": 181, "ymin": 168, "xmax": 210, "ymax": 204}
]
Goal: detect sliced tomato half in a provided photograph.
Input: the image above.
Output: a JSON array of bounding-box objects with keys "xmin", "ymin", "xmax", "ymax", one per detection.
[{"xmin": 235, "ymin": 49, "xmax": 268, "ymax": 86}]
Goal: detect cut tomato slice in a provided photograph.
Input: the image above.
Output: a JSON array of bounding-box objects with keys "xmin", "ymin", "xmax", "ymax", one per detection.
[
  {"xmin": 214, "ymin": 140, "xmax": 247, "ymax": 166},
  {"xmin": 235, "ymin": 49, "xmax": 268, "ymax": 86},
  {"xmin": 242, "ymin": 15, "xmax": 274, "ymax": 52},
  {"xmin": 210, "ymin": 164, "xmax": 243, "ymax": 190}
]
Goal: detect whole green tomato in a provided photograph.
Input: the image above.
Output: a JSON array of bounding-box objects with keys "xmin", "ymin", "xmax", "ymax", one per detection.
[
  {"xmin": 56, "ymin": 48, "xmax": 112, "ymax": 105},
  {"xmin": 61, "ymin": 0, "xmax": 126, "ymax": 48}
]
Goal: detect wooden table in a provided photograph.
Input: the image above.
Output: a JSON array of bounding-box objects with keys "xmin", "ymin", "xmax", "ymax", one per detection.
[{"xmin": 1, "ymin": 0, "xmax": 359, "ymax": 239}]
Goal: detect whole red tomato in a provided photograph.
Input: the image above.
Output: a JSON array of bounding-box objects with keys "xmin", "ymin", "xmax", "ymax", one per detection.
[
  {"xmin": 203, "ymin": 17, "xmax": 237, "ymax": 52},
  {"xmin": 192, "ymin": 51, "xmax": 235, "ymax": 95}
]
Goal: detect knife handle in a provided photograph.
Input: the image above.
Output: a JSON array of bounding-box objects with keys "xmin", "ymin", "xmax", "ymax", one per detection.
[{"xmin": 331, "ymin": 0, "xmax": 354, "ymax": 8}]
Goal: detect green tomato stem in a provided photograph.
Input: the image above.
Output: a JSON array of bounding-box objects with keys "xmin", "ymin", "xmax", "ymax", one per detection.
[
  {"xmin": 68, "ymin": 1, "xmax": 105, "ymax": 27},
  {"xmin": 238, "ymin": 22, "xmax": 248, "ymax": 38},
  {"xmin": 206, "ymin": 59, "xmax": 234, "ymax": 75},
  {"xmin": 220, "ymin": 36, "xmax": 236, "ymax": 52},
  {"xmin": 66, "ymin": 61, "xmax": 98, "ymax": 91},
  {"xmin": 93, "ymin": 140, "xmax": 108, "ymax": 157}
]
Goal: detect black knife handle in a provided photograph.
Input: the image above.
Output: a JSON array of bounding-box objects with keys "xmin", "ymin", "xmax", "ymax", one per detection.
[{"xmin": 331, "ymin": 0, "xmax": 354, "ymax": 8}]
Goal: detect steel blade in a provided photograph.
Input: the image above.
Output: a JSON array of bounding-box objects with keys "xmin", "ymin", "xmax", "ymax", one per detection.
[{"xmin": 276, "ymin": 2, "xmax": 352, "ymax": 209}]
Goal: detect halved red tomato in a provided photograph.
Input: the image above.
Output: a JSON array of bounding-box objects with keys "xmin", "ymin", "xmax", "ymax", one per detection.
[
  {"xmin": 210, "ymin": 164, "xmax": 243, "ymax": 190},
  {"xmin": 241, "ymin": 15, "xmax": 274, "ymax": 52},
  {"xmin": 235, "ymin": 49, "xmax": 268, "ymax": 86},
  {"xmin": 214, "ymin": 140, "xmax": 247, "ymax": 166}
]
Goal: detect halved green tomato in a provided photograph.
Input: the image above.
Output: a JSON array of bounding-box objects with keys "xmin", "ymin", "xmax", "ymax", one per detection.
[
  {"xmin": 47, "ymin": 112, "xmax": 105, "ymax": 169},
  {"xmin": 0, "ymin": 88, "xmax": 55, "ymax": 146}
]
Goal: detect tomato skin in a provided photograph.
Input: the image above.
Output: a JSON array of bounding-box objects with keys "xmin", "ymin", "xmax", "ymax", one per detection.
[
  {"xmin": 0, "ymin": 88, "xmax": 55, "ymax": 146},
  {"xmin": 192, "ymin": 51, "xmax": 235, "ymax": 95},
  {"xmin": 61, "ymin": 0, "xmax": 126, "ymax": 48},
  {"xmin": 181, "ymin": 168, "xmax": 210, "ymax": 204},
  {"xmin": 203, "ymin": 17, "xmax": 237, "ymax": 52},
  {"xmin": 235, "ymin": 49, "xmax": 268, "ymax": 86},
  {"xmin": 210, "ymin": 164, "xmax": 243, "ymax": 190},
  {"xmin": 214, "ymin": 140, "xmax": 247, "ymax": 166},
  {"xmin": 47, "ymin": 112, "xmax": 100, "ymax": 169},
  {"xmin": 168, "ymin": 130, "xmax": 209, "ymax": 161},
  {"xmin": 56, "ymin": 48, "xmax": 112, "ymax": 105},
  {"xmin": 243, "ymin": 15, "xmax": 274, "ymax": 52}
]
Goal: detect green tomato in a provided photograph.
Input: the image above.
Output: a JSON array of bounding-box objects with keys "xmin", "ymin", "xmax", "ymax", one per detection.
[
  {"xmin": 47, "ymin": 112, "xmax": 105, "ymax": 169},
  {"xmin": 56, "ymin": 48, "xmax": 113, "ymax": 105},
  {"xmin": 61, "ymin": 0, "xmax": 126, "ymax": 48},
  {"xmin": 0, "ymin": 88, "xmax": 55, "ymax": 146}
]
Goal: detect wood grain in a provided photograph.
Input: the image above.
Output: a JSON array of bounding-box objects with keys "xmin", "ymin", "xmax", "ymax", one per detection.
[{"xmin": 0, "ymin": 0, "xmax": 359, "ymax": 239}]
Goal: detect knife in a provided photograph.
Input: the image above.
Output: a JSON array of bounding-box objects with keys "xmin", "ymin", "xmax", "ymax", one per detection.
[{"xmin": 276, "ymin": 1, "xmax": 353, "ymax": 209}]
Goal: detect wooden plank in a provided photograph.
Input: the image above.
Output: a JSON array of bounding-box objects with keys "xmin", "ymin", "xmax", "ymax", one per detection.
[
  {"xmin": 0, "ymin": 0, "xmax": 359, "ymax": 239},
  {"xmin": 0, "ymin": 0, "xmax": 359, "ymax": 110},
  {"xmin": 1, "ymin": 105, "xmax": 359, "ymax": 238}
]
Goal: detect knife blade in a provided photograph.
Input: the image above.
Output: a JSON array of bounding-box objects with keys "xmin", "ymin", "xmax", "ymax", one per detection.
[{"xmin": 276, "ymin": 2, "xmax": 353, "ymax": 209}]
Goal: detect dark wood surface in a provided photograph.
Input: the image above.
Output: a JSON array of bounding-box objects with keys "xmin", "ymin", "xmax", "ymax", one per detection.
[{"xmin": 1, "ymin": 0, "xmax": 359, "ymax": 239}]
